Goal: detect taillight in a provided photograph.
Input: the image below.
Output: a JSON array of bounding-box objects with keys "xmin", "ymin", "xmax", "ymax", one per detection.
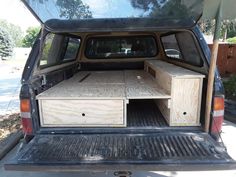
[
  {"xmin": 20, "ymin": 99, "xmax": 33, "ymax": 135},
  {"xmin": 211, "ymin": 96, "xmax": 224, "ymax": 134}
]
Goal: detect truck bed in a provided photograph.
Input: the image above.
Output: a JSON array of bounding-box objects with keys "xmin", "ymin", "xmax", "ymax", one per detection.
[{"xmin": 127, "ymin": 100, "xmax": 167, "ymax": 127}]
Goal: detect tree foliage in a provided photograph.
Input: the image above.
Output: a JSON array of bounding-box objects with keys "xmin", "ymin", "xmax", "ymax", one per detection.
[
  {"xmin": 22, "ymin": 27, "xmax": 40, "ymax": 47},
  {"xmin": 0, "ymin": 20, "xmax": 23, "ymax": 47},
  {"xmin": 227, "ymin": 37, "xmax": 236, "ymax": 44},
  {"xmin": 198, "ymin": 19, "xmax": 236, "ymax": 40},
  {"xmin": 56, "ymin": 0, "xmax": 92, "ymax": 19},
  {"xmin": 130, "ymin": 0, "xmax": 192, "ymax": 18},
  {"xmin": 0, "ymin": 27, "xmax": 14, "ymax": 59}
]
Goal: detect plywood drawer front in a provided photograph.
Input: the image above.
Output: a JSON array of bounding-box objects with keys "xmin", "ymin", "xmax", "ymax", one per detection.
[
  {"xmin": 39, "ymin": 100, "xmax": 125, "ymax": 127},
  {"xmin": 170, "ymin": 78, "xmax": 201, "ymax": 126}
]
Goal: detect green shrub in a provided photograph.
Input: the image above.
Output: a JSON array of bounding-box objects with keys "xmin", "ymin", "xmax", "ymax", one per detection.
[
  {"xmin": 227, "ymin": 37, "xmax": 236, "ymax": 44},
  {"xmin": 223, "ymin": 75, "xmax": 236, "ymax": 98}
]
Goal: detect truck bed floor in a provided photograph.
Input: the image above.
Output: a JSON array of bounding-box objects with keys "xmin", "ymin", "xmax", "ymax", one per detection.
[{"xmin": 127, "ymin": 100, "xmax": 168, "ymax": 127}]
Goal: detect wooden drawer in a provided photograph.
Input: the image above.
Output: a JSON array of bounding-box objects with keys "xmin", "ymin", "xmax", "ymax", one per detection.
[{"xmin": 39, "ymin": 99, "xmax": 126, "ymax": 127}]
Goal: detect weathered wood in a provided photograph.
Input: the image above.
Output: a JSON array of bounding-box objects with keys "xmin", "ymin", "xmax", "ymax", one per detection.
[
  {"xmin": 145, "ymin": 60, "xmax": 204, "ymax": 126},
  {"xmin": 204, "ymin": 40, "xmax": 220, "ymax": 132},
  {"xmin": 39, "ymin": 99, "xmax": 125, "ymax": 127}
]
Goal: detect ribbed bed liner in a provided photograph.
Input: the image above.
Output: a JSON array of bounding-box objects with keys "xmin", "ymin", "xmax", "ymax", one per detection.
[
  {"xmin": 10, "ymin": 133, "xmax": 231, "ymax": 164},
  {"xmin": 127, "ymin": 100, "xmax": 168, "ymax": 127}
]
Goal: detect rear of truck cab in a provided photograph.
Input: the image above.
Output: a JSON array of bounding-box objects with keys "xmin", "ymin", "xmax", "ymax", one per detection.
[{"xmin": 4, "ymin": 0, "xmax": 236, "ymax": 172}]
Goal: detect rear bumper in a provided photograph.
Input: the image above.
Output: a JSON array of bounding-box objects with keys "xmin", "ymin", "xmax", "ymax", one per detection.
[{"xmin": 5, "ymin": 162, "xmax": 236, "ymax": 172}]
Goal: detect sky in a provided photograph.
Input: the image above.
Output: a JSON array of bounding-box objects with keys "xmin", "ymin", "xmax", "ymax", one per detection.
[{"xmin": 0, "ymin": 0, "xmax": 40, "ymax": 31}]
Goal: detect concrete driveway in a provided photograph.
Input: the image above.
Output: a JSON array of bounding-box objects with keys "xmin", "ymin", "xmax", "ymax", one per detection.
[
  {"xmin": 0, "ymin": 60, "xmax": 23, "ymax": 116},
  {"xmin": 0, "ymin": 121, "xmax": 236, "ymax": 177}
]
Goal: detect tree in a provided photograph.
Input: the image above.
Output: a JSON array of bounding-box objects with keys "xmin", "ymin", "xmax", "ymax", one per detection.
[
  {"xmin": 0, "ymin": 27, "xmax": 14, "ymax": 59},
  {"xmin": 198, "ymin": 19, "xmax": 236, "ymax": 41},
  {"xmin": 130, "ymin": 0, "xmax": 191, "ymax": 18},
  {"xmin": 56, "ymin": 0, "xmax": 92, "ymax": 19},
  {"xmin": 0, "ymin": 20, "xmax": 23, "ymax": 47},
  {"xmin": 198, "ymin": 19, "xmax": 214, "ymax": 35},
  {"xmin": 22, "ymin": 27, "xmax": 40, "ymax": 47},
  {"xmin": 221, "ymin": 20, "xmax": 236, "ymax": 41}
]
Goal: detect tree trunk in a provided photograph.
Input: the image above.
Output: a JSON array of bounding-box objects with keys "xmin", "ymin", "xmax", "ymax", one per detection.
[{"xmin": 223, "ymin": 28, "xmax": 228, "ymax": 42}]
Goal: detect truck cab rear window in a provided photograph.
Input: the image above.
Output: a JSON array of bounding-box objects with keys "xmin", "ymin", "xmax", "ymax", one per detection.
[{"xmin": 85, "ymin": 36, "xmax": 158, "ymax": 59}]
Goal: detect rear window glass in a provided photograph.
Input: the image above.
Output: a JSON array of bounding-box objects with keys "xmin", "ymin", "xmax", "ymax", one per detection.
[
  {"xmin": 39, "ymin": 34, "xmax": 80, "ymax": 69},
  {"xmin": 162, "ymin": 34, "xmax": 182, "ymax": 59},
  {"xmin": 85, "ymin": 36, "xmax": 157, "ymax": 59},
  {"xmin": 63, "ymin": 38, "xmax": 81, "ymax": 61},
  {"xmin": 161, "ymin": 32, "xmax": 202, "ymax": 66}
]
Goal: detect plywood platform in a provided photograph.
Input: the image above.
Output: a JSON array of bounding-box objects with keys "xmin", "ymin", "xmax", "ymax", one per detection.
[
  {"xmin": 37, "ymin": 70, "xmax": 171, "ymax": 100},
  {"xmin": 37, "ymin": 70, "xmax": 171, "ymax": 127}
]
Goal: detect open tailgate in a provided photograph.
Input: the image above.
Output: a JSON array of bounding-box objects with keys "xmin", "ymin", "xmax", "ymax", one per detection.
[{"xmin": 5, "ymin": 132, "xmax": 236, "ymax": 171}]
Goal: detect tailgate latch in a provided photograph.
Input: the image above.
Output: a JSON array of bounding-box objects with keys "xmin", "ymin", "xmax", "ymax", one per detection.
[{"xmin": 114, "ymin": 171, "xmax": 132, "ymax": 177}]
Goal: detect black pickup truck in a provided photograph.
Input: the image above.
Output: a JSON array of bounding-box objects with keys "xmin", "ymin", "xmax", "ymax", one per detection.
[{"xmin": 4, "ymin": 0, "xmax": 236, "ymax": 172}]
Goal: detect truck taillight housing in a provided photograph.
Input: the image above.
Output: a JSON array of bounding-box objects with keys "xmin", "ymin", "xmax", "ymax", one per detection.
[
  {"xmin": 211, "ymin": 96, "xmax": 224, "ymax": 134},
  {"xmin": 20, "ymin": 99, "xmax": 33, "ymax": 135}
]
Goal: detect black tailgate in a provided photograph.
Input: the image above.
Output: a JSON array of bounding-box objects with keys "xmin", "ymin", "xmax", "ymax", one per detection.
[{"xmin": 5, "ymin": 133, "xmax": 236, "ymax": 171}]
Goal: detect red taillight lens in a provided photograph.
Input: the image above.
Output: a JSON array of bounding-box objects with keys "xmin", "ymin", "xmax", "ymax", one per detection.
[
  {"xmin": 21, "ymin": 118, "xmax": 33, "ymax": 134},
  {"xmin": 20, "ymin": 99, "xmax": 33, "ymax": 135},
  {"xmin": 211, "ymin": 96, "xmax": 224, "ymax": 134}
]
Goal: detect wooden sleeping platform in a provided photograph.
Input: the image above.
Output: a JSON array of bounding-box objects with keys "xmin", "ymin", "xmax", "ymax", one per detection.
[
  {"xmin": 37, "ymin": 60, "xmax": 205, "ymax": 128},
  {"xmin": 37, "ymin": 70, "xmax": 170, "ymax": 100}
]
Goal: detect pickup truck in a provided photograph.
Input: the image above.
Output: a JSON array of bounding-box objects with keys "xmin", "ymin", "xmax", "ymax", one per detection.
[{"xmin": 5, "ymin": 0, "xmax": 236, "ymax": 173}]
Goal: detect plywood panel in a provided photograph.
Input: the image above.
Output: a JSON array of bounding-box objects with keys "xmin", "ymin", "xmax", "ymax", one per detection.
[
  {"xmin": 37, "ymin": 84, "xmax": 126, "ymax": 99},
  {"xmin": 124, "ymin": 70, "xmax": 155, "ymax": 85},
  {"xmin": 170, "ymin": 78, "xmax": 201, "ymax": 126},
  {"xmin": 75, "ymin": 71, "xmax": 125, "ymax": 84},
  {"xmin": 40, "ymin": 99, "xmax": 125, "ymax": 127},
  {"xmin": 145, "ymin": 60, "xmax": 205, "ymax": 78},
  {"xmin": 155, "ymin": 99, "xmax": 171, "ymax": 124},
  {"xmin": 126, "ymin": 85, "xmax": 171, "ymax": 99},
  {"xmin": 37, "ymin": 70, "xmax": 171, "ymax": 100},
  {"xmin": 124, "ymin": 70, "xmax": 171, "ymax": 99}
]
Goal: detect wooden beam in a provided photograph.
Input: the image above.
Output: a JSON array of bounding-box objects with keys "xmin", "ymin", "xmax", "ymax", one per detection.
[
  {"xmin": 204, "ymin": 1, "xmax": 222, "ymax": 132},
  {"xmin": 204, "ymin": 39, "xmax": 219, "ymax": 132}
]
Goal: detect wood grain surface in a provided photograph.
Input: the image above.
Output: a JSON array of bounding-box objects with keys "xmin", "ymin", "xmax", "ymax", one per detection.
[{"xmin": 40, "ymin": 99, "xmax": 125, "ymax": 127}]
